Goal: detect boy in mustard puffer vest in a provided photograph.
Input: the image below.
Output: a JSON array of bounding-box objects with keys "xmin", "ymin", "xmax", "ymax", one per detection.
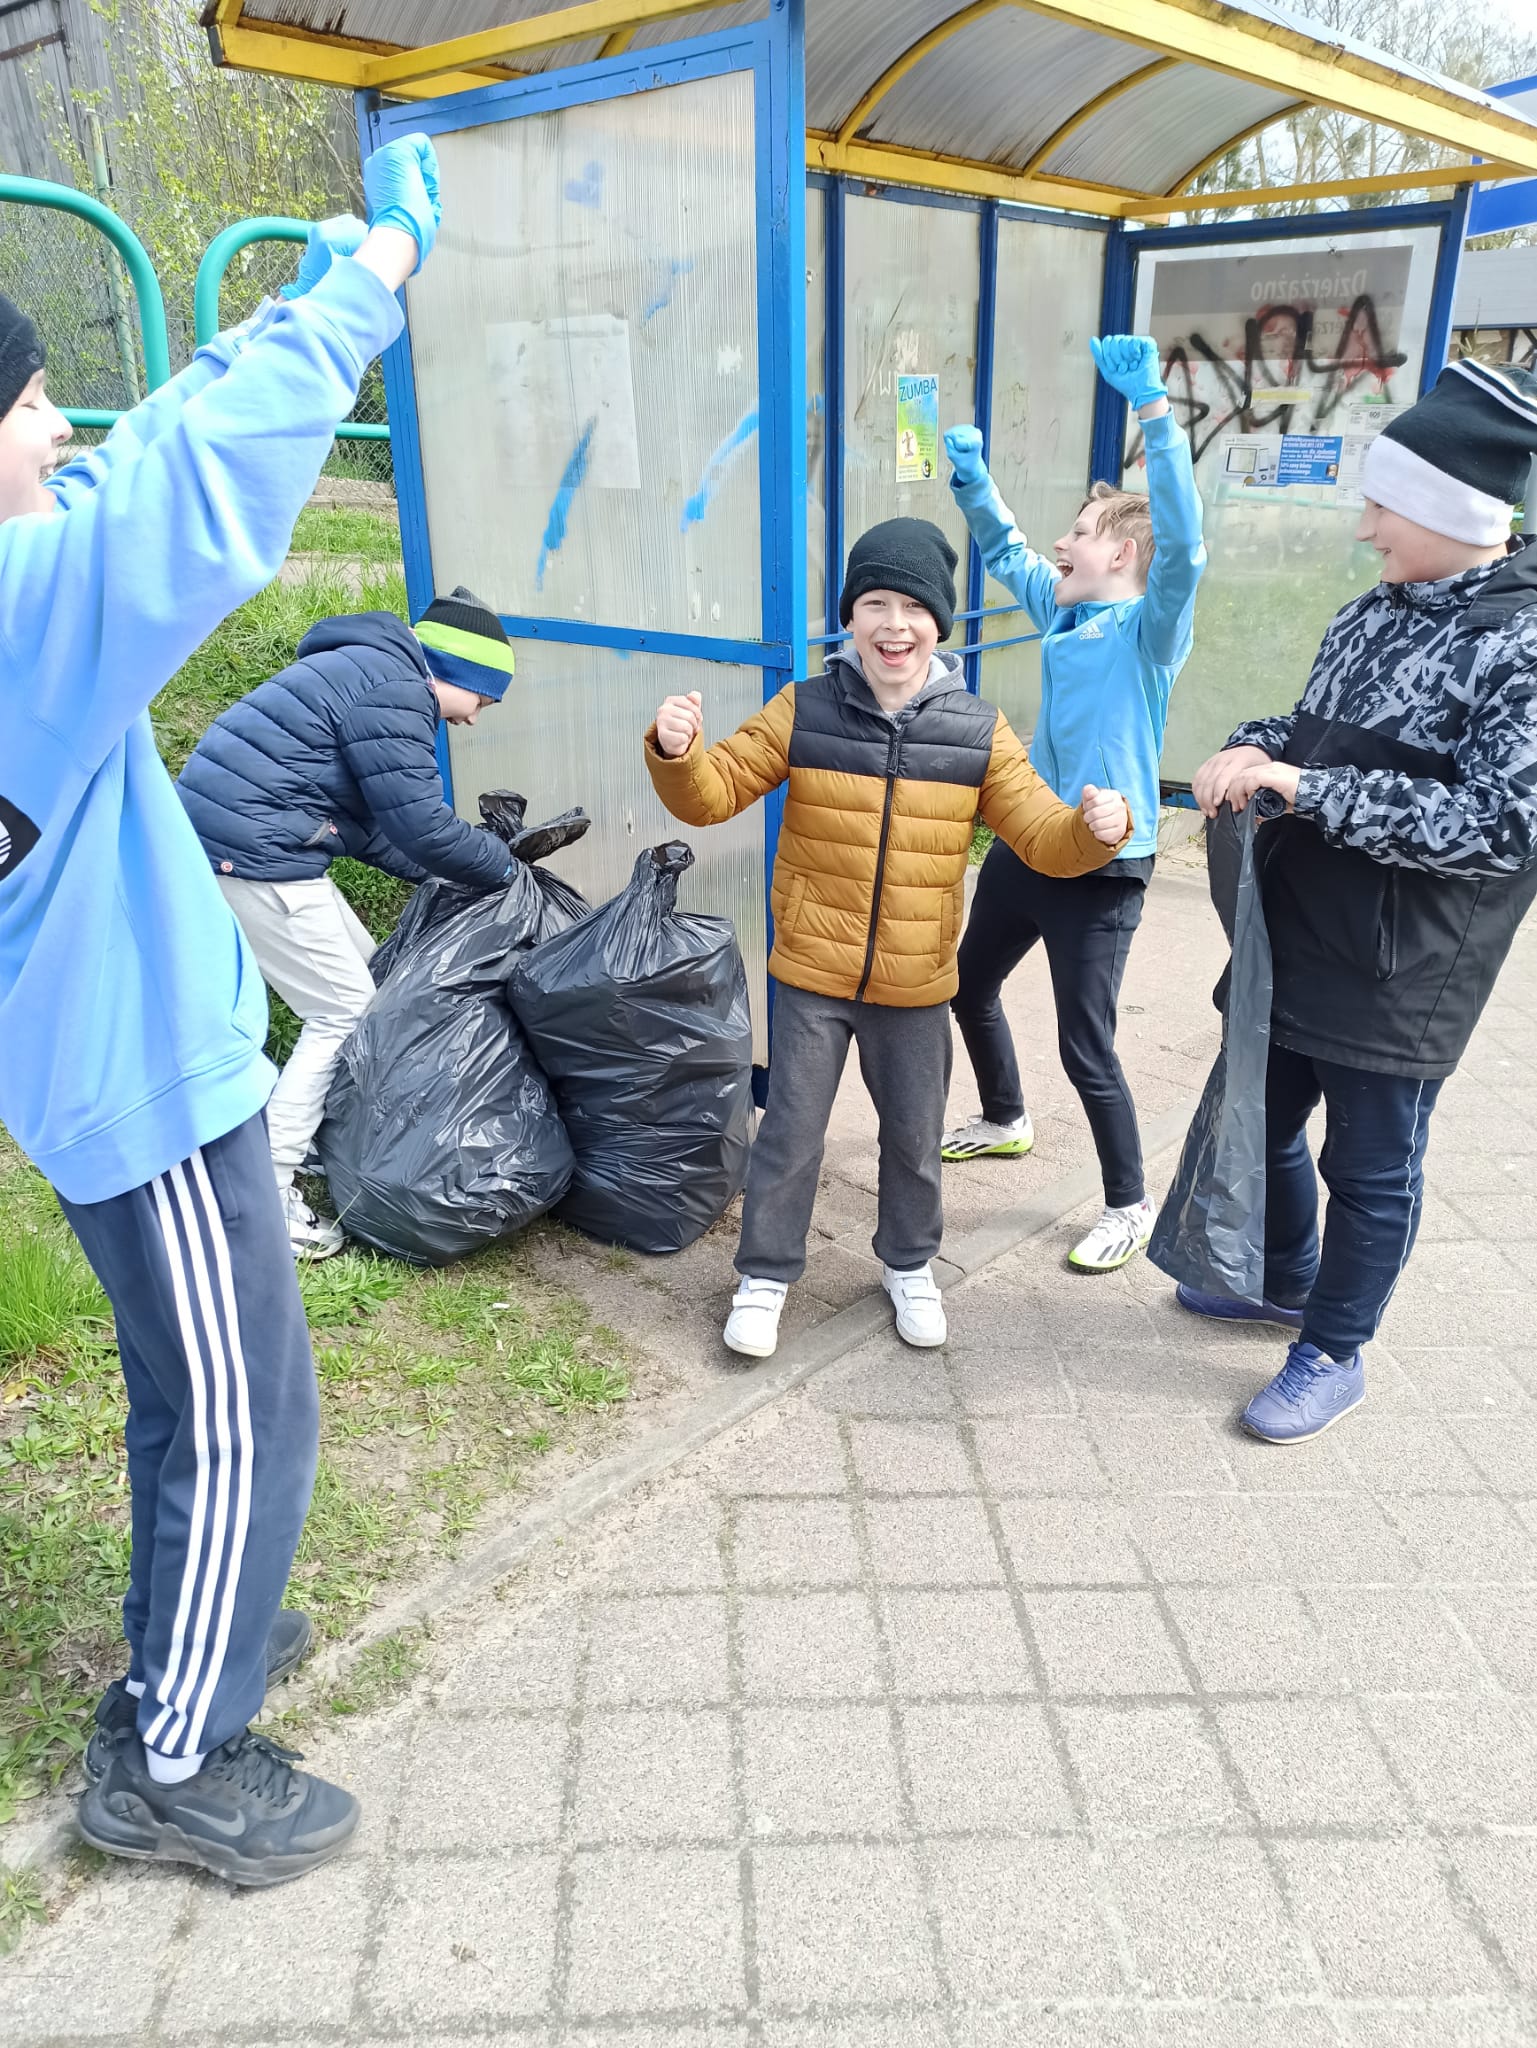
[{"xmin": 645, "ymin": 518, "xmax": 1131, "ymax": 1359}]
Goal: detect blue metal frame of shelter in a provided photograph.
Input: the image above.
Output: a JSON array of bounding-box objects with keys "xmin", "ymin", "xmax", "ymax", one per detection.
[
  {"xmin": 357, "ymin": 2, "xmax": 808, "ymax": 811},
  {"xmin": 1470, "ymin": 75, "xmax": 1537, "ymax": 238},
  {"xmin": 806, "ymin": 176, "xmax": 1111, "ymax": 692}
]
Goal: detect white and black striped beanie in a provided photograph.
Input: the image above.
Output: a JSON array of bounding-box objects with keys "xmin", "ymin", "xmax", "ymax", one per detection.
[{"xmin": 1362, "ymin": 359, "xmax": 1537, "ymax": 545}]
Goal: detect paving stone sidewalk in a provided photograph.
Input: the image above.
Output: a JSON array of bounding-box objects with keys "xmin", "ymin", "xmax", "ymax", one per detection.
[{"xmin": 8, "ymin": 895, "xmax": 1537, "ymax": 2047}]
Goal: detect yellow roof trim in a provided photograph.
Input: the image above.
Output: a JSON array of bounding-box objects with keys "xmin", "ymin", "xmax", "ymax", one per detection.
[
  {"xmin": 211, "ymin": 19, "xmax": 510, "ymax": 99},
  {"xmin": 360, "ymin": 0, "xmax": 710, "ymax": 90},
  {"xmin": 1130, "ymin": 156, "xmax": 1533, "ymax": 219},
  {"xmin": 810, "ymin": 132, "xmax": 1136, "ymax": 216}
]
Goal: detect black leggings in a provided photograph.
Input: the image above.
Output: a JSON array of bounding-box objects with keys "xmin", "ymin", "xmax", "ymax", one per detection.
[{"xmin": 952, "ymin": 839, "xmax": 1147, "ymax": 1207}]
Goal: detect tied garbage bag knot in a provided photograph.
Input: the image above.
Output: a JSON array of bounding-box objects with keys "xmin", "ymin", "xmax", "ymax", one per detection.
[
  {"xmin": 507, "ymin": 841, "xmax": 754, "ymax": 1257},
  {"xmin": 1147, "ymin": 806, "xmax": 1272, "ymax": 1304},
  {"xmin": 316, "ymin": 793, "xmax": 590, "ymax": 1266}
]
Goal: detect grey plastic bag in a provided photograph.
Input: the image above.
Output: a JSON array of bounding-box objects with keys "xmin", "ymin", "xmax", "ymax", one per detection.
[{"xmin": 1147, "ymin": 807, "xmax": 1272, "ymax": 1303}]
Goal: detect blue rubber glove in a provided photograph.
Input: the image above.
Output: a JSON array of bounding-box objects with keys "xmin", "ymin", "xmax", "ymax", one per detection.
[
  {"xmin": 944, "ymin": 424, "xmax": 987, "ymax": 486},
  {"xmin": 279, "ymin": 215, "xmax": 368, "ymax": 301},
  {"xmin": 362, "ymin": 133, "xmax": 442, "ymax": 272},
  {"xmin": 1091, "ymin": 334, "xmax": 1167, "ymax": 412}
]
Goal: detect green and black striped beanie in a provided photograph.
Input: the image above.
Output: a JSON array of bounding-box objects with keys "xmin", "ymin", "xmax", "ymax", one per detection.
[{"xmin": 415, "ymin": 586, "xmax": 516, "ymax": 701}]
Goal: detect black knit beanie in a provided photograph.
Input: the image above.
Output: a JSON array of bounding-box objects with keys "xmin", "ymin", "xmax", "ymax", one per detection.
[
  {"xmin": 1362, "ymin": 359, "xmax": 1537, "ymax": 545},
  {"xmin": 839, "ymin": 517, "xmax": 958, "ymax": 641},
  {"xmin": 0, "ymin": 295, "xmax": 46, "ymax": 422},
  {"xmin": 414, "ymin": 584, "xmax": 517, "ymax": 701}
]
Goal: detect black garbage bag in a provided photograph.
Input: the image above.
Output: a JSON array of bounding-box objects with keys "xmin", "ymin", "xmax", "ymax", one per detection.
[
  {"xmin": 507, "ymin": 841, "xmax": 753, "ymax": 1255},
  {"xmin": 317, "ymin": 808, "xmax": 593, "ymax": 1266},
  {"xmin": 1147, "ymin": 806, "xmax": 1272, "ymax": 1303},
  {"xmin": 370, "ymin": 791, "xmax": 590, "ymax": 984}
]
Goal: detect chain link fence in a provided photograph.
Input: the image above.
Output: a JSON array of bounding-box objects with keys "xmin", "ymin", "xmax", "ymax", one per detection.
[
  {"xmin": 0, "ymin": 199, "xmax": 142, "ymax": 456},
  {"xmin": 211, "ymin": 234, "xmax": 395, "ymax": 498}
]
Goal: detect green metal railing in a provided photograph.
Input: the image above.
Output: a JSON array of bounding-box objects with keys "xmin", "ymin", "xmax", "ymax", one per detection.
[
  {"xmin": 0, "ymin": 173, "xmax": 171, "ymax": 417},
  {"xmin": 0, "ymin": 181, "xmax": 392, "ymax": 470},
  {"xmin": 194, "ymin": 217, "xmax": 391, "ymax": 446}
]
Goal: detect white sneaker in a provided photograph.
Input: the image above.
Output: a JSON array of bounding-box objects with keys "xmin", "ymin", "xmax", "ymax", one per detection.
[
  {"xmin": 282, "ymin": 1185, "xmax": 345, "ymax": 1261},
  {"xmin": 724, "ymin": 1276, "xmax": 788, "ymax": 1358},
  {"xmin": 883, "ymin": 1263, "xmax": 947, "ymax": 1348},
  {"xmin": 941, "ymin": 1112, "xmax": 1034, "ymax": 1161},
  {"xmin": 1069, "ymin": 1198, "xmax": 1156, "ymax": 1273}
]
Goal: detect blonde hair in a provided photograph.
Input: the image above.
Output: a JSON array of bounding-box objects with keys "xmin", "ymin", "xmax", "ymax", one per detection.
[{"xmin": 1080, "ymin": 482, "xmax": 1154, "ymax": 582}]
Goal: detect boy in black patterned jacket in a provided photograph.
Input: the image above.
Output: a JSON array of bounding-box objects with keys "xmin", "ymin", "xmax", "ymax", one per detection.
[{"xmin": 1187, "ymin": 359, "xmax": 1537, "ymax": 1443}]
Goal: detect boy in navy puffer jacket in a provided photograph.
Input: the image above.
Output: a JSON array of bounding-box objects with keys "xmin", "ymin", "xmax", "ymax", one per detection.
[
  {"xmin": 942, "ymin": 335, "xmax": 1205, "ymax": 1276},
  {"xmin": 178, "ymin": 588, "xmax": 516, "ymax": 1255}
]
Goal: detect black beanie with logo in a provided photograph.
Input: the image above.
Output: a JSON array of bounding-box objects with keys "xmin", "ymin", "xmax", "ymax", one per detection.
[
  {"xmin": 839, "ymin": 517, "xmax": 958, "ymax": 641},
  {"xmin": 0, "ymin": 295, "xmax": 45, "ymax": 421}
]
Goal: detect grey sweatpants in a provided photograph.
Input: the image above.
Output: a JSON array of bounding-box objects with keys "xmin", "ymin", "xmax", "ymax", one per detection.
[{"xmin": 736, "ymin": 981, "xmax": 953, "ymax": 1284}]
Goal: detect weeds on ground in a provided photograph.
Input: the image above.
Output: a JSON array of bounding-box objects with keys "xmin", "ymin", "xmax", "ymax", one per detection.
[
  {"xmin": 0, "ymin": 1141, "xmax": 630, "ymax": 1835},
  {"xmin": 0, "ymin": 1862, "xmax": 45, "ymax": 1954},
  {"xmin": 291, "ymin": 505, "xmax": 403, "ymax": 563}
]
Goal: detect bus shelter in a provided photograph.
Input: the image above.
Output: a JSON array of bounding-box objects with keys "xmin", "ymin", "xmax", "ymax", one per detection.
[{"xmin": 204, "ymin": 0, "xmax": 1537, "ymax": 1053}]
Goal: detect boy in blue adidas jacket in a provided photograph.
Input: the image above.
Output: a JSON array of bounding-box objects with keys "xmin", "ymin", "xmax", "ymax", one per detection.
[
  {"xmin": 0, "ymin": 135, "xmax": 440, "ymax": 1886},
  {"xmin": 942, "ymin": 335, "xmax": 1205, "ymax": 1273}
]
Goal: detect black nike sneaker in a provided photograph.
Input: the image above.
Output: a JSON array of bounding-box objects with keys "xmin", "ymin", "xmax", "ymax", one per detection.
[
  {"xmin": 82, "ymin": 1610, "xmax": 315, "ymax": 1785},
  {"xmin": 77, "ymin": 1728, "xmax": 359, "ymax": 1887}
]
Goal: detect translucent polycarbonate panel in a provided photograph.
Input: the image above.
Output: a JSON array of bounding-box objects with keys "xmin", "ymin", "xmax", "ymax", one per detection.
[
  {"xmin": 806, "ymin": 187, "xmax": 828, "ymax": 646},
  {"xmin": 976, "ymin": 216, "xmax": 1105, "ymax": 744},
  {"xmin": 404, "ymin": 72, "xmax": 762, "ymax": 640},
  {"xmin": 1129, "ymin": 226, "xmax": 1443, "ymax": 782},
  {"xmin": 446, "ymin": 644, "xmax": 770, "ymax": 1061},
  {"xmin": 842, "ymin": 194, "xmax": 980, "ymax": 591}
]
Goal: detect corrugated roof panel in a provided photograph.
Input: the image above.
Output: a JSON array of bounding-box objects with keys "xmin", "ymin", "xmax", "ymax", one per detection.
[
  {"xmin": 1044, "ymin": 63, "xmax": 1296, "ymax": 194},
  {"xmin": 628, "ymin": 3, "xmax": 765, "ymax": 51},
  {"xmin": 1454, "ymin": 248, "xmax": 1537, "ymax": 331},
  {"xmin": 860, "ymin": 9, "xmax": 1153, "ymax": 170},
  {"xmin": 803, "ymin": 0, "xmax": 960, "ymax": 134}
]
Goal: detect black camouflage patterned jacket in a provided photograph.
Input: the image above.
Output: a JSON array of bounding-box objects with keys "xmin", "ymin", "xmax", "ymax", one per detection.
[{"xmin": 1228, "ymin": 536, "xmax": 1537, "ymax": 1078}]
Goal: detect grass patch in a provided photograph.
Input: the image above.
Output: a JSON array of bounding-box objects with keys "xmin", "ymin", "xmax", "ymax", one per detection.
[
  {"xmin": 0, "ymin": 1141, "xmax": 631, "ymax": 1835},
  {"xmin": 326, "ymin": 1625, "xmax": 429, "ymax": 1720},
  {"xmin": 969, "ymin": 820, "xmax": 995, "ymax": 867},
  {"xmin": 291, "ymin": 505, "xmax": 403, "ymax": 563}
]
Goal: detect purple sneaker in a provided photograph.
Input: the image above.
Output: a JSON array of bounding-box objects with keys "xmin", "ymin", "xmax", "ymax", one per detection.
[
  {"xmin": 1241, "ymin": 1342, "xmax": 1365, "ymax": 1444},
  {"xmin": 1175, "ymin": 1284, "xmax": 1306, "ymax": 1332}
]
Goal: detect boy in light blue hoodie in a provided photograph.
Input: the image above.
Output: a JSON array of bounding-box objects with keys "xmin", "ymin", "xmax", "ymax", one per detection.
[
  {"xmin": 941, "ymin": 335, "xmax": 1205, "ymax": 1272},
  {"xmin": 0, "ymin": 135, "xmax": 440, "ymax": 1886}
]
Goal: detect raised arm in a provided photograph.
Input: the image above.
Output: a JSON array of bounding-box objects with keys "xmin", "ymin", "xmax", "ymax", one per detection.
[
  {"xmin": 644, "ymin": 685, "xmax": 796, "ymax": 825},
  {"xmin": 945, "ymin": 427, "xmax": 1062, "ymax": 634}
]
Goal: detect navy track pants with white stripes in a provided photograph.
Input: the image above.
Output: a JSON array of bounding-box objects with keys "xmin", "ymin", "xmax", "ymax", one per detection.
[{"xmin": 58, "ymin": 1112, "xmax": 319, "ymax": 1762}]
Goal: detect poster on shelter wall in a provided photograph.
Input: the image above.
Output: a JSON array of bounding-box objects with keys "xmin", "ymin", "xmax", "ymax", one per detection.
[
  {"xmin": 1127, "ymin": 229, "xmax": 1441, "ymax": 492},
  {"xmin": 896, "ymin": 373, "xmax": 940, "ymax": 482},
  {"xmin": 485, "ymin": 316, "xmax": 643, "ymax": 491}
]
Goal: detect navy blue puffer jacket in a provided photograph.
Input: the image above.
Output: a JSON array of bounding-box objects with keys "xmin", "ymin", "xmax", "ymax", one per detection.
[{"xmin": 177, "ymin": 612, "xmax": 509, "ymax": 890}]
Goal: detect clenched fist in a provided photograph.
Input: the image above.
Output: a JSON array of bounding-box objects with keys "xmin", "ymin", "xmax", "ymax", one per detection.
[
  {"xmin": 1081, "ymin": 783, "xmax": 1130, "ymax": 847},
  {"xmin": 655, "ymin": 690, "xmax": 703, "ymax": 759}
]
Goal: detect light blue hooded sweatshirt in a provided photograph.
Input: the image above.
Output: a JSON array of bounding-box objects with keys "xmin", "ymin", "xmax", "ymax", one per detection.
[
  {"xmin": 0, "ymin": 259, "xmax": 403, "ymax": 1202},
  {"xmin": 951, "ymin": 408, "xmax": 1206, "ymax": 862}
]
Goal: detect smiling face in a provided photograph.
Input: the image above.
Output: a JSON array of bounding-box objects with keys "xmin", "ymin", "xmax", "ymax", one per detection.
[
  {"xmin": 1051, "ymin": 500, "xmax": 1140, "ymax": 607},
  {"xmin": 1355, "ymin": 496, "xmax": 1508, "ymax": 585},
  {"xmin": 0, "ymin": 370, "xmax": 70, "ymax": 522},
  {"xmin": 848, "ymin": 588, "xmax": 939, "ymax": 695}
]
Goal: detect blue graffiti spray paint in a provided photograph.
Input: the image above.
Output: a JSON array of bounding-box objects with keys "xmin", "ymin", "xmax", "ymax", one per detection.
[
  {"xmin": 680, "ymin": 409, "xmax": 759, "ymax": 532},
  {"xmin": 536, "ymin": 418, "xmax": 597, "ymax": 590},
  {"xmin": 564, "ymin": 161, "xmax": 604, "ymax": 209},
  {"xmin": 642, "ymin": 257, "xmax": 695, "ymax": 326}
]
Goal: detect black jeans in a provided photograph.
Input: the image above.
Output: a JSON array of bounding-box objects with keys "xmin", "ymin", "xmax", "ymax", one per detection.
[
  {"xmin": 1263, "ymin": 1043, "xmax": 1442, "ymax": 1361},
  {"xmin": 952, "ymin": 839, "xmax": 1147, "ymax": 1207}
]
